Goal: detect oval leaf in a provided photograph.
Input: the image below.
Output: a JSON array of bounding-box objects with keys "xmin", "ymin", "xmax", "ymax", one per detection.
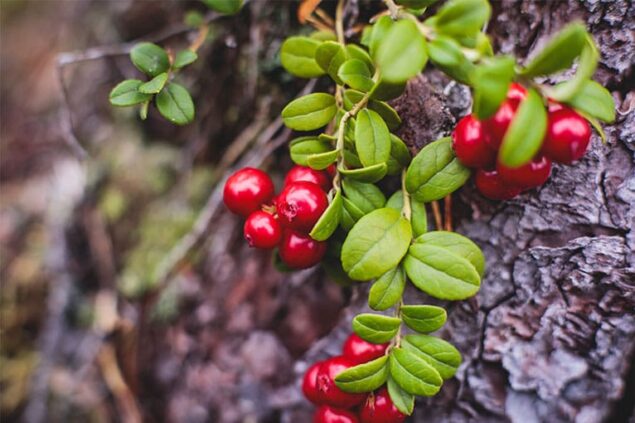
[
  {"xmin": 289, "ymin": 137, "xmax": 333, "ymax": 166},
  {"xmin": 280, "ymin": 36, "xmax": 325, "ymax": 78},
  {"xmin": 498, "ymin": 88, "xmax": 547, "ymax": 167},
  {"xmin": 173, "ymin": 50, "xmax": 198, "ymax": 69},
  {"xmin": 341, "ymin": 179, "xmax": 386, "ymax": 214},
  {"xmin": 342, "ymin": 208, "xmax": 412, "ymax": 280},
  {"xmin": 471, "ymin": 56, "xmax": 516, "ymax": 120},
  {"xmin": 130, "ymin": 42, "xmax": 169, "ymax": 77},
  {"xmin": 306, "ymin": 149, "xmax": 339, "ymax": 170},
  {"xmin": 402, "ymin": 334, "xmax": 462, "ymax": 380},
  {"xmin": 389, "ymin": 348, "xmax": 442, "ymax": 397},
  {"xmin": 344, "ymin": 90, "xmax": 402, "ymax": 130},
  {"xmin": 156, "ymin": 82, "xmax": 195, "ymax": 125},
  {"xmin": 315, "ymin": 41, "xmax": 347, "ymax": 84},
  {"xmin": 339, "ymin": 59, "xmax": 374, "ymax": 92},
  {"xmin": 310, "ymin": 190, "xmax": 342, "ymax": 241},
  {"xmin": 281, "ymin": 93, "xmax": 337, "ymax": 131},
  {"xmin": 405, "ymin": 137, "xmax": 470, "ymax": 202},
  {"xmin": 386, "ymin": 191, "xmax": 427, "ymax": 238},
  {"xmin": 434, "ymin": 0, "xmax": 491, "ymax": 37},
  {"xmin": 339, "ymin": 163, "xmax": 388, "ymax": 183},
  {"xmin": 202, "ymin": 0, "xmax": 243, "ymax": 14},
  {"xmin": 369, "ymin": 266, "xmax": 406, "ymax": 311},
  {"xmin": 335, "ymin": 355, "xmax": 389, "ymax": 393},
  {"xmin": 427, "ymin": 35, "xmax": 474, "ymax": 84},
  {"xmin": 109, "ymin": 79, "xmax": 152, "ymax": 107},
  {"xmin": 386, "ymin": 134, "xmax": 411, "ymax": 175},
  {"xmin": 375, "ymin": 20, "xmax": 427, "ymax": 84},
  {"xmin": 400, "ymin": 305, "xmax": 446, "ymax": 333},
  {"xmin": 563, "ymin": 80, "xmax": 615, "ymax": 123},
  {"xmin": 387, "ymin": 376, "xmax": 415, "ymax": 416},
  {"xmin": 355, "ymin": 109, "xmax": 391, "ymax": 167},
  {"xmin": 352, "ymin": 313, "xmax": 401, "ymax": 343},
  {"xmin": 346, "ymin": 44, "xmax": 374, "ymax": 70},
  {"xmin": 138, "ymin": 72, "xmax": 168, "ymax": 94},
  {"xmin": 414, "ymin": 231, "xmax": 485, "ymax": 276}
]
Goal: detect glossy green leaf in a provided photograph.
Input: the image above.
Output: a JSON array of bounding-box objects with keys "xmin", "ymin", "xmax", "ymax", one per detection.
[
  {"xmin": 109, "ymin": 79, "xmax": 152, "ymax": 107},
  {"xmin": 563, "ymin": 80, "xmax": 615, "ymax": 123},
  {"xmin": 404, "ymin": 243, "xmax": 481, "ymax": 300},
  {"xmin": 341, "ymin": 178, "xmax": 386, "ymax": 214},
  {"xmin": 387, "ymin": 376, "xmax": 415, "ymax": 416},
  {"xmin": 310, "ymin": 190, "xmax": 342, "ymax": 241},
  {"xmin": 315, "ymin": 41, "xmax": 347, "ymax": 84},
  {"xmin": 402, "ymin": 334, "xmax": 461, "ymax": 380},
  {"xmin": 370, "ymin": 80, "xmax": 406, "ymax": 101},
  {"xmin": 202, "ymin": 0, "xmax": 242, "ymax": 14},
  {"xmin": 396, "ymin": 0, "xmax": 438, "ymax": 7},
  {"xmin": 306, "ymin": 149, "xmax": 339, "ymax": 170},
  {"xmin": 155, "ymin": 82, "xmax": 194, "ymax": 125},
  {"xmin": 400, "ymin": 305, "xmax": 446, "ymax": 333},
  {"xmin": 130, "ymin": 43, "xmax": 169, "ymax": 77},
  {"xmin": 343, "ymin": 148, "xmax": 363, "ymax": 168},
  {"xmin": 281, "ymin": 93, "xmax": 337, "ymax": 131},
  {"xmin": 414, "ymin": 231, "xmax": 485, "ymax": 276},
  {"xmin": 335, "ymin": 355, "xmax": 389, "ymax": 393},
  {"xmin": 369, "ymin": 266, "xmax": 406, "ymax": 311},
  {"xmin": 280, "ymin": 36, "xmax": 325, "ymax": 78},
  {"xmin": 338, "ymin": 59, "xmax": 374, "ymax": 92},
  {"xmin": 548, "ymin": 35, "xmax": 599, "ymax": 102},
  {"xmin": 389, "ymin": 348, "xmax": 442, "ymax": 396},
  {"xmin": 578, "ymin": 110, "xmax": 607, "ymax": 143},
  {"xmin": 375, "ymin": 20, "xmax": 428, "ymax": 84},
  {"xmin": 520, "ymin": 22, "xmax": 587, "ymax": 77},
  {"xmin": 386, "ymin": 134, "xmax": 411, "ymax": 175},
  {"xmin": 355, "ymin": 109, "xmax": 391, "ymax": 167},
  {"xmin": 346, "ymin": 44, "xmax": 374, "ymax": 70},
  {"xmin": 386, "ymin": 191, "xmax": 427, "ymax": 238},
  {"xmin": 173, "ymin": 50, "xmax": 198, "ymax": 69},
  {"xmin": 138, "ymin": 72, "xmax": 168, "ymax": 94},
  {"xmin": 343, "ymin": 90, "xmax": 402, "ymax": 130},
  {"xmin": 342, "ymin": 208, "xmax": 412, "ymax": 280},
  {"xmin": 139, "ymin": 100, "xmax": 149, "ymax": 120},
  {"xmin": 434, "ymin": 0, "xmax": 491, "ymax": 37},
  {"xmin": 289, "ymin": 137, "xmax": 333, "ymax": 166},
  {"xmin": 405, "ymin": 137, "xmax": 470, "ymax": 202},
  {"xmin": 471, "ymin": 56, "xmax": 516, "ymax": 120},
  {"xmin": 499, "ymin": 88, "xmax": 547, "ymax": 167},
  {"xmin": 339, "ymin": 163, "xmax": 388, "ymax": 183},
  {"xmin": 352, "ymin": 313, "xmax": 402, "ymax": 343},
  {"xmin": 427, "ymin": 35, "xmax": 474, "ymax": 84},
  {"xmin": 369, "ymin": 16, "xmax": 394, "ymax": 59},
  {"xmin": 341, "ymin": 199, "xmax": 361, "ymax": 231}
]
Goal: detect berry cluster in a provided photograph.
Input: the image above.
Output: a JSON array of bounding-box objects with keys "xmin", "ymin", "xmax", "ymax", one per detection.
[
  {"xmin": 452, "ymin": 83, "xmax": 592, "ymax": 200},
  {"xmin": 223, "ymin": 165, "xmax": 333, "ymax": 269},
  {"xmin": 303, "ymin": 334, "xmax": 406, "ymax": 423}
]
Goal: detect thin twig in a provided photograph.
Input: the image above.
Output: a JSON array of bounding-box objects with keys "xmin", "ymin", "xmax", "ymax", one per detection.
[
  {"xmin": 97, "ymin": 343, "xmax": 143, "ymax": 423},
  {"xmin": 444, "ymin": 195, "xmax": 453, "ymax": 232},
  {"xmin": 431, "ymin": 200, "xmax": 443, "ymax": 230}
]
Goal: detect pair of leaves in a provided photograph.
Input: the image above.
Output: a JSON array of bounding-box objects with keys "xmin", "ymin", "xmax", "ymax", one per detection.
[{"xmin": 281, "ymin": 93, "xmax": 337, "ymax": 131}]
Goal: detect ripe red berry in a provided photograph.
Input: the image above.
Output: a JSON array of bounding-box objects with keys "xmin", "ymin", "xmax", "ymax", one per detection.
[
  {"xmin": 326, "ymin": 164, "xmax": 337, "ymax": 178},
  {"xmin": 284, "ymin": 165, "xmax": 331, "ymax": 192},
  {"xmin": 452, "ymin": 115, "xmax": 496, "ymax": 168},
  {"xmin": 243, "ymin": 211, "xmax": 281, "ymax": 249},
  {"xmin": 342, "ymin": 334, "xmax": 388, "ymax": 365},
  {"xmin": 475, "ymin": 168, "xmax": 521, "ymax": 200},
  {"xmin": 303, "ymin": 361, "xmax": 325, "ymax": 405},
  {"xmin": 542, "ymin": 107, "xmax": 591, "ymax": 164},
  {"xmin": 506, "ymin": 82, "xmax": 527, "ymax": 104},
  {"xmin": 276, "ymin": 182, "xmax": 329, "ymax": 232},
  {"xmin": 316, "ymin": 356, "xmax": 366, "ymax": 408},
  {"xmin": 484, "ymin": 100, "xmax": 518, "ymax": 150},
  {"xmin": 223, "ymin": 168, "xmax": 274, "ymax": 217},
  {"xmin": 314, "ymin": 406, "xmax": 359, "ymax": 423},
  {"xmin": 360, "ymin": 388, "xmax": 406, "ymax": 423},
  {"xmin": 497, "ymin": 155, "xmax": 552, "ymax": 190},
  {"xmin": 278, "ymin": 230, "xmax": 327, "ymax": 269}
]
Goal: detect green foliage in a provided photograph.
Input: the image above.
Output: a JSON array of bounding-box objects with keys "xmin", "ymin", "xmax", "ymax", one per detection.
[
  {"xmin": 402, "ymin": 335, "xmax": 461, "ymax": 379},
  {"xmin": 375, "ymin": 20, "xmax": 428, "ymax": 84},
  {"xmin": 471, "ymin": 56, "xmax": 516, "ymax": 120},
  {"xmin": 369, "ymin": 266, "xmax": 406, "ymax": 311},
  {"xmin": 310, "ymin": 190, "xmax": 343, "ymax": 241},
  {"xmin": 280, "ymin": 36, "xmax": 325, "ymax": 78},
  {"xmin": 156, "ymin": 83, "xmax": 195, "ymax": 125},
  {"xmin": 355, "ymin": 109, "xmax": 391, "ymax": 167},
  {"xmin": 109, "ymin": 80, "xmax": 152, "ymax": 107},
  {"xmin": 520, "ymin": 22, "xmax": 587, "ymax": 77},
  {"xmin": 352, "ymin": 313, "xmax": 402, "ymax": 343},
  {"xmin": 281, "ymin": 93, "xmax": 337, "ymax": 131},
  {"xmin": 202, "ymin": 0, "xmax": 243, "ymax": 15},
  {"xmin": 400, "ymin": 305, "xmax": 446, "ymax": 333},
  {"xmin": 130, "ymin": 43, "xmax": 170, "ymax": 77},
  {"xmin": 389, "ymin": 348, "xmax": 442, "ymax": 396},
  {"xmin": 335, "ymin": 356, "xmax": 389, "ymax": 393}
]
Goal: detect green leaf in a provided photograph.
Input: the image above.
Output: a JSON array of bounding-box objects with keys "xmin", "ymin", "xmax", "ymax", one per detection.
[
  {"xmin": 281, "ymin": 93, "xmax": 337, "ymax": 131},
  {"xmin": 401, "ymin": 305, "xmax": 446, "ymax": 333},
  {"xmin": 343, "ymin": 90, "xmax": 402, "ymax": 130},
  {"xmin": 404, "ymin": 243, "xmax": 481, "ymax": 300},
  {"xmin": 139, "ymin": 101, "xmax": 149, "ymax": 120},
  {"xmin": 396, "ymin": 0, "xmax": 438, "ymax": 7},
  {"xmin": 109, "ymin": 79, "xmax": 152, "ymax": 107},
  {"xmin": 344, "ymin": 148, "xmax": 363, "ymax": 168},
  {"xmin": 414, "ymin": 231, "xmax": 485, "ymax": 276},
  {"xmin": 352, "ymin": 313, "xmax": 402, "ymax": 343},
  {"xmin": 548, "ymin": 35, "xmax": 599, "ymax": 102},
  {"xmin": 341, "ymin": 179, "xmax": 386, "ymax": 214},
  {"xmin": 155, "ymin": 82, "xmax": 195, "ymax": 125},
  {"xmin": 138, "ymin": 72, "xmax": 168, "ymax": 94},
  {"xmin": 389, "ymin": 348, "xmax": 442, "ymax": 396},
  {"xmin": 280, "ymin": 36, "xmax": 325, "ymax": 78},
  {"xmin": 369, "ymin": 266, "xmax": 406, "ymax": 311},
  {"xmin": 341, "ymin": 199, "xmax": 361, "ymax": 231},
  {"xmin": 405, "ymin": 137, "xmax": 470, "ymax": 202},
  {"xmin": 315, "ymin": 41, "xmax": 347, "ymax": 84},
  {"xmin": 499, "ymin": 88, "xmax": 547, "ymax": 167},
  {"xmin": 342, "ymin": 208, "xmax": 412, "ymax": 280},
  {"xmin": 402, "ymin": 334, "xmax": 461, "ymax": 380},
  {"xmin": 310, "ymin": 190, "xmax": 342, "ymax": 241},
  {"xmin": 369, "ymin": 16, "xmax": 394, "ymax": 59},
  {"xmin": 346, "ymin": 44, "xmax": 374, "ymax": 70},
  {"xmin": 520, "ymin": 22, "xmax": 587, "ymax": 78},
  {"xmin": 563, "ymin": 80, "xmax": 615, "ymax": 123},
  {"xmin": 306, "ymin": 149, "xmax": 339, "ymax": 170},
  {"xmin": 387, "ymin": 376, "xmax": 415, "ymax": 416},
  {"xmin": 202, "ymin": 0, "xmax": 243, "ymax": 14},
  {"xmin": 577, "ymin": 110, "xmax": 607, "ymax": 143},
  {"xmin": 130, "ymin": 42, "xmax": 170, "ymax": 77},
  {"xmin": 339, "ymin": 163, "xmax": 388, "ymax": 183},
  {"xmin": 173, "ymin": 50, "xmax": 198, "ymax": 69},
  {"xmin": 375, "ymin": 20, "xmax": 428, "ymax": 84},
  {"xmin": 434, "ymin": 0, "xmax": 491, "ymax": 37},
  {"xmin": 338, "ymin": 59, "xmax": 374, "ymax": 92},
  {"xmin": 471, "ymin": 56, "xmax": 516, "ymax": 120},
  {"xmin": 289, "ymin": 137, "xmax": 333, "ymax": 166},
  {"xmin": 386, "ymin": 191, "xmax": 427, "ymax": 237},
  {"xmin": 386, "ymin": 134, "xmax": 411, "ymax": 175},
  {"xmin": 355, "ymin": 109, "xmax": 391, "ymax": 167},
  {"xmin": 427, "ymin": 35, "xmax": 474, "ymax": 84},
  {"xmin": 310, "ymin": 30, "xmax": 337, "ymax": 41},
  {"xmin": 370, "ymin": 80, "xmax": 407, "ymax": 101},
  {"xmin": 335, "ymin": 355, "xmax": 389, "ymax": 393}
]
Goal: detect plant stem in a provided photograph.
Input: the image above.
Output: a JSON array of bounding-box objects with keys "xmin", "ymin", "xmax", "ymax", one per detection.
[
  {"xmin": 401, "ymin": 170, "xmax": 412, "ymax": 221},
  {"xmin": 444, "ymin": 195, "xmax": 453, "ymax": 231},
  {"xmin": 189, "ymin": 25, "xmax": 209, "ymax": 53},
  {"xmin": 383, "ymin": 0, "xmax": 401, "ymax": 19},
  {"xmin": 431, "ymin": 200, "xmax": 443, "ymax": 230},
  {"xmin": 336, "ymin": 0, "xmax": 345, "ymax": 44}
]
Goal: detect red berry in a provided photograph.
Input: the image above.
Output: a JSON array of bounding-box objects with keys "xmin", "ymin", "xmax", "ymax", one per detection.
[
  {"xmin": 243, "ymin": 211, "xmax": 281, "ymax": 249},
  {"xmin": 316, "ymin": 356, "xmax": 366, "ymax": 408},
  {"xmin": 497, "ymin": 155, "xmax": 552, "ymax": 190},
  {"xmin": 284, "ymin": 165, "xmax": 331, "ymax": 192},
  {"xmin": 506, "ymin": 82, "xmax": 527, "ymax": 104},
  {"xmin": 276, "ymin": 182, "xmax": 328, "ymax": 232},
  {"xmin": 278, "ymin": 230, "xmax": 327, "ymax": 269},
  {"xmin": 314, "ymin": 406, "xmax": 359, "ymax": 423},
  {"xmin": 223, "ymin": 168, "xmax": 274, "ymax": 217},
  {"xmin": 326, "ymin": 164, "xmax": 337, "ymax": 178},
  {"xmin": 452, "ymin": 115, "xmax": 496, "ymax": 168},
  {"xmin": 542, "ymin": 107, "xmax": 591, "ymax": 164},
  {"xmin": 342, "ymin": 334, "xmax": 388, "ymax": 365},
  {"xmin": 360, "ymin": 388, "xmax": 406, "ymax": 423},
  {"xmin": 548, "ymin": 99, "xmax": 564, "ymax": 112},
  {"xmin": 475, "ymin": 168, "xmax": 521, "ymax": 200},
  {"xmin": 484, "ymin": 99, "xmax": 519, "ymax": 150},
  {"xmin": 303, "ymin": 361, "xmax": 325, "ymax": 405}
]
